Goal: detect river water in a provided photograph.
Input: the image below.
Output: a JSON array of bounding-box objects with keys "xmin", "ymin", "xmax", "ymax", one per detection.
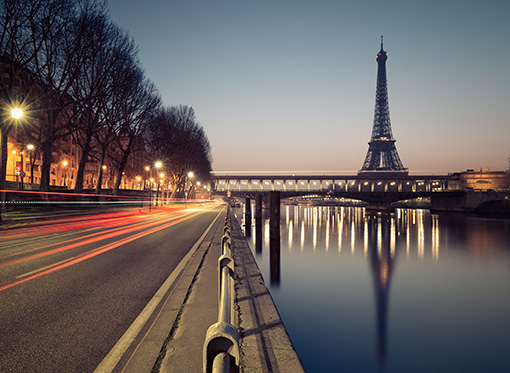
[{"xmin": 233, "ymin": 205, "xmax": 510, "ymax": 373}]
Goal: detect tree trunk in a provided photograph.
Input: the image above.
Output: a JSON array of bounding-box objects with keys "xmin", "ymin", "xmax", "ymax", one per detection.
[
  {"xmin": 0, "ymin": 126, "xmax": 9, "ymax": 190},
  {"xmin": 95, "ymin": 150, "xmax": 106, "ymax": 194},
  {"xmin": 74, "ymin": 146, "xmax": 88, "ymax": 193},
  {"xmin": 39, "ymin": 141, "xmax": 54, "ymax": 193},
  {"xmin": 169, "ymin": 184, "xmax": 178, "ymax": 200},
  {"xmin": 74, "ymin": 132, "xmax": 93, "ymax": 192},
  {"xmin": 74, "ymin": 113, "xmax": 97, "ymax": 193},
  {"xmin": 113, "ymin": 152, "xmax": 130, "ymax": 195}
]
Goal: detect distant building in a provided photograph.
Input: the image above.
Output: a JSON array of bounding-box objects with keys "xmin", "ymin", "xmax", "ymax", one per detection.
[{"xmin": 449, "ymin": 168, "xmax": 509, "ymax": 191}]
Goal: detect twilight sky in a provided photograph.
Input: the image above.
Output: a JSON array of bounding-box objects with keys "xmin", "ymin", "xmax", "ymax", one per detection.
[{"xmin": 107, "ymin": 0, "xmax": 509, "ymax": 175}]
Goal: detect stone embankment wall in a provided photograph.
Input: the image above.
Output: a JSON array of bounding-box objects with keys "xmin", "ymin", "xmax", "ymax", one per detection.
[{"xmin": 431, "ymin": 190, "xmax": 510, "ymax": 214}]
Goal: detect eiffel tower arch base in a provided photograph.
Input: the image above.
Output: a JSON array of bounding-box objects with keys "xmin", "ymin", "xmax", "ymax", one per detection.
[{"xmin": 358, "ymin": 139, "xmax": 408, "ymax": 176}]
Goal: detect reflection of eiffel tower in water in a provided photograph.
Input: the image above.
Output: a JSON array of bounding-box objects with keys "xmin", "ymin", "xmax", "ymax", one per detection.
[{"xmin": 367, "ymin": 214, "xmax": 398, "ymax": 364}]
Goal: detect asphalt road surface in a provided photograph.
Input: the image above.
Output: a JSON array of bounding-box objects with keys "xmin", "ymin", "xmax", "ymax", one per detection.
[{"xmin": 0, "ymin": 203, "xmax": 223, "ymax": 372}]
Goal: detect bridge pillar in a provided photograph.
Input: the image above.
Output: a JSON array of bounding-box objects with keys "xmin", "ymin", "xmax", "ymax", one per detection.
[
  {"xmin": 255, "ymin": 194, "xmax": 263, "ymax": 254},
  {"xmin": 269, "ymin": 191, "xmax": 280, "ymax": 285},
  {"xmin": 244, "ymin": 197, "xmax": 251, "ymax": 237}
]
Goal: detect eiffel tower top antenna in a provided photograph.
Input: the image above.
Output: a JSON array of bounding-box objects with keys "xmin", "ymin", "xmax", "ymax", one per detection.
[{"xmin": 380, "ymin": 35, "xmax": 383, "ymax": 50}]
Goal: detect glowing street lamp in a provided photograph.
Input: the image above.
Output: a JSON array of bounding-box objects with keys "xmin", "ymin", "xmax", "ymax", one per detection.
[
  {"xmin": 62, "ymin": 160, "xmax": 68, "ymax": 187},
  {"xmin": 147, "ymin": 162, "xmax": 163, "ymax": 210},
  {"xmin": 10, "ymin": 108, "xmax": 23, "ymax": 119},
  {"xmin": 26, "ymin": 144, "xmax": 35, "ymax": 184},
  {"xmin": 156, "ymin": 172, "xmax": 164, "ymax": 206},
  {"xmin": 186, "ymin": 172, "xmax": 195, "ymax": 200},
  {"xmin": 10, "ymin": 109, "xmax": 26, "ymax": 190}
]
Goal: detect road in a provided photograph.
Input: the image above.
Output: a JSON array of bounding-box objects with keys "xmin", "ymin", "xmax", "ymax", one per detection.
[{"xmin": 0, "ymin": 203, "xmax": 223, "ymax": 372}]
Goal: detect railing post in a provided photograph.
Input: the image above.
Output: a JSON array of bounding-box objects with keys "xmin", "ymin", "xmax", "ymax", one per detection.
[
  {"xmin": 244, "ymin": 197, "xmax": 251, "ymax": 237},
  {"xmin": 255, "ymin": 194, "xmax": 263, "ymax": 254},
  {"xmin": 269, "ymin": 191, "xmax": 280, "ymax": 285}
]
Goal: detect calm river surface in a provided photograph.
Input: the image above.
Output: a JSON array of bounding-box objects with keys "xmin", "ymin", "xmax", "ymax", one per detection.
[{"xmin": 233, "ymin": 205, "xmax": 510, "ymax": 373}]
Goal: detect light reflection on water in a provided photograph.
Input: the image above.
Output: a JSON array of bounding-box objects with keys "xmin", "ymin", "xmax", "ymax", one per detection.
[{"xmin": 236, "ymin": 205, "xmax": 510, "ymax": 373}]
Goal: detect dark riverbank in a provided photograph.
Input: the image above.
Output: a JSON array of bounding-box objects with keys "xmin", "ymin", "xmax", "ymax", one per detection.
[{"xmin": 475, "ymin": 199, "xmax": 510, "ymax": 217}]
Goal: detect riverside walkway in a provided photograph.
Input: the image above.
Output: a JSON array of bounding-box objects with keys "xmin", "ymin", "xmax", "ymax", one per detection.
[{"xmin": 120, "ymin": 206, "xmax": 303, "ymax": 372}]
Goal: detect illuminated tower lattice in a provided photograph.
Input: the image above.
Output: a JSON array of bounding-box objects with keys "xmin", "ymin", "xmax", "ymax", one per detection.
[{"xmin": 359, "ymin": 37, "xmax": 407, "ymax": 175}]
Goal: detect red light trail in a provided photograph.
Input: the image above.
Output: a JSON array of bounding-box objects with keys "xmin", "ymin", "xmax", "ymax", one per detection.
[{"xmin": 0, "ymin": 204, "xmax": 214, "ymax": 292}]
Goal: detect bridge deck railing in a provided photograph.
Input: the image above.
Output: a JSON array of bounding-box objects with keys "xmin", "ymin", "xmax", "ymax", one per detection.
[{"xmin": 212, "ymin": 175, "xmax": 454, "ymax": 194}]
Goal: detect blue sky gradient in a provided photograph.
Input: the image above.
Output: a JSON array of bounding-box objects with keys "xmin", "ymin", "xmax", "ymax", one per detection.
[{"xmin": 107, "ymin": 0, "xmax": 510, "ymax": 174}]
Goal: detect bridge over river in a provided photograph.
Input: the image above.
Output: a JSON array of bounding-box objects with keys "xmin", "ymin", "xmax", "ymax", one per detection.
[{"xmin": 211, "ymin": 173, "xmax": 464, "ymax": 205}]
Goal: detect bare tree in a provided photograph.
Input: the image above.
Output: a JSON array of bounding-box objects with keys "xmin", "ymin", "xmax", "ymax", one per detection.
[
  {"xmin": 9, "ymin": 0, "xmax": 107, "ymax": 192},
  {"xmin": 147, "ymin": 105, "xmax": 212, "ymax": 199},
  {"xmin": 109, "ymin": 69, "xmax": 161, "ymax": 195},
  {"xmin": 90, "ymin": 37, "xmax": 148, "ymax": 194},
  {"xmin": 70, "ymin": 13, "xmax": 139, "ymax": 192}
]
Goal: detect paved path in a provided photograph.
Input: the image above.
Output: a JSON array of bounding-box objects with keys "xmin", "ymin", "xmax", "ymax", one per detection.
[{"xmin": 117, "ymin": 206, "xmax": 304, "ymax": 372}]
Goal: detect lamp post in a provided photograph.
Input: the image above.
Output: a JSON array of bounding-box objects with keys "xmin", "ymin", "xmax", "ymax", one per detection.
[
  {"xmin": 147, "ymin": 162, "xmax": 163, "ymax": 210},
  {"xmin": 0, "ymin": 108, "xmax": 23, "ymax": 222},
  {"xmin": 196, "ymin": 181, "xmax": 202, "ymax": 199},
  {"xmin": 102, "ymin": 165, "xmax": 107, "ymax": 189},
  {"xmin": 145, "ymin": 166, "xmax": 151, "ymax": 209},
  {"xmin": 156, "ymin": 172, "xmax": 164, "ymax": 206},
  {"xmin": 19, "ymin": 146, "xmax": 25, "ymax": 190},
  {"xmin": 10, "ymin": 108, "xmax": 25, "ymax": 190},
  {"xmin": 62, "ymin": 161, "xmax": 68, "ymax": 187},
  {"xmin": 154, "ymin": 162, "xmax": 162, "ymax": 206},
  {"xmin": 187, "ymin": 171, "xmax": 194, "ymax": 200},
  {"xmin": 27, "ymin": 144, "xmax": 34, "ymax": 184}
]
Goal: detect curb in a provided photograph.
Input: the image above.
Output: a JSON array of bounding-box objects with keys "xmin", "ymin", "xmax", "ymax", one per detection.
[{"xmin": 95, "ymin": 208, "xmax": 225, "ymax": 372}]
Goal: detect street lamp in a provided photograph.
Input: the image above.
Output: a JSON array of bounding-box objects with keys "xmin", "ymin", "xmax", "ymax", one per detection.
[
  {"xmin": 62, "ymin": 161, "xmax": 68, "ymax": 187},
  {"xmin": 144, "ymin": 166, "xmax": 150, "ymax": 191},
  {"xmin": 26, "ymin": 144, "xmax": 34, "ymax": 184},
  {"xmin": 101, "ymin": 165, "xmax": 107, "ymax": 189},
  {"xmin": 156, "ymin": 172, "xmax": 164, "ymax": 206},
  {"xmin": 155, "ymin": 163, "xmax": 163, "ymax": 205},
  {"xmin": 1, "ymin": 107, "xmax": 24, "ymax": 222},
  {"xmin": 154, "ymin": 162, "xmax": 163, "ymax": 206},
  {"xmin": 187, "ymin": 171, "xmax": 194, "ymax": 200},
  {"xmin": 147, "ymin": 161, "xmax": 163, "ymax": 210},
  {"xmin": 10, "ymin": 108, "xmax": 23, "ymax": 119},
  {"xmin": 10, "ymin": 108, "xmax": 26, "ymax": 190}
]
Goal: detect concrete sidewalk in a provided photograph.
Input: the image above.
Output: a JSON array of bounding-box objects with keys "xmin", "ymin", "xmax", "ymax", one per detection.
[
  {"xmin": 230, "ymin": 213, "xmax": 304, "ymax": 372},
  {"xmin": 114, "ymin": 206, "xmax": 303, "ymax": 372}
]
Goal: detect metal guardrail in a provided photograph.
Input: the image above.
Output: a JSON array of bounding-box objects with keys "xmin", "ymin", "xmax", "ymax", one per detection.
[{"xmin": 203, "ymin": 210, "xmax": 240, "ymax": 372}]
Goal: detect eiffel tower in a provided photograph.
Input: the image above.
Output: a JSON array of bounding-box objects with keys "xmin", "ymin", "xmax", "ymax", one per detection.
[{"xmin": 359, "ymin": 37, "xmax": 408, "ymax": 175}]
